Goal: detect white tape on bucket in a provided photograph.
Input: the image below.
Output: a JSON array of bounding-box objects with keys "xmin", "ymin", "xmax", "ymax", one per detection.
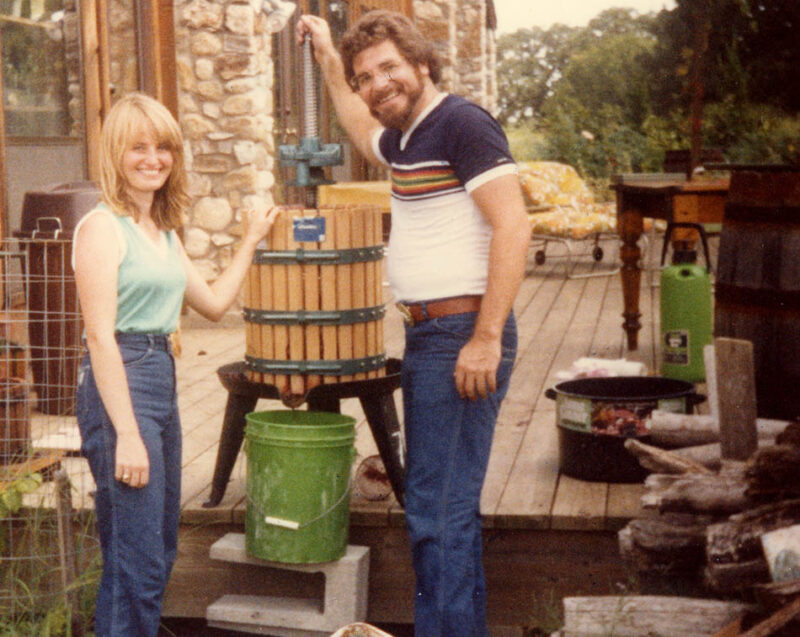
[{"xmin": 263, "ymin": 516, "xmax": 300, "ymax": 530}]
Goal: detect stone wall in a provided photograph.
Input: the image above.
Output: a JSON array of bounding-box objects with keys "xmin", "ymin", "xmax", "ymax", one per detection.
[
  {"xmin": 173, "ymin": 0, "xmax": 276, "ymax": 287},
  {"xmin": 414, "ymin": 0, "xmax": 496, "ymax": 112},
  {"xmin": 413, "ymin": 0, "xmax": 456, "ymax": 93}
]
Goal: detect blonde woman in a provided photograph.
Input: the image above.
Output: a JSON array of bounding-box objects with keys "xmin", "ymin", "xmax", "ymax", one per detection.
[{"xmin": 73, "ymin": 92, "xmax": 277, "ymax": 637}]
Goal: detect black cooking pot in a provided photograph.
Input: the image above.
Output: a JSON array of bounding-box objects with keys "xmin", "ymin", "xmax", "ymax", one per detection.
[{"xmin": 544, "ymin": 376, "xmax": 702, "ymax": 483}]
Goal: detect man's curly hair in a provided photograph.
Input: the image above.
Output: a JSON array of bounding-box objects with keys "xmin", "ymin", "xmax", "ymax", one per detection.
[{"xmin": 339, "ymin": 10, "xmax": 442, "ymax": 90}]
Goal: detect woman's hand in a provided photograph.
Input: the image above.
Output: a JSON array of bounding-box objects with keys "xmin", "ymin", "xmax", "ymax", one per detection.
[
  {"xmin": 182, "ymin": 205, "xmax": 280, "ymax": 321},
  {"xmin": 115, "ymin": 430, "xmax": 150, "ymax": 488},
  {"xmin": 242, "ymin": 206, "xmax": 280, "ymax": 248}
]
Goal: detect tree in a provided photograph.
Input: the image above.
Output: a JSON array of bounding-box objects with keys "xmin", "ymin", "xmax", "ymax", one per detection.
[
  {"xmin": 645, "ymin": 0, "xmax": 799, "ymax": 164},
  {"xmin": 537, "ymin": 15, "xmax": 664, "ymax": 178},
  {"xmin": 495, "ymin": 24, "xmax": 580, "ymax": 125},
  {"xmin": 650, "ymin": 0, "xmax": 800, "ymax": 113},
  {"xmin": 496, "ymin": 9, "xmax": 664, "ymax": 126},
  {"xmin": 498, "ymin": 1, "xmax": 800, "ymax": 181}
]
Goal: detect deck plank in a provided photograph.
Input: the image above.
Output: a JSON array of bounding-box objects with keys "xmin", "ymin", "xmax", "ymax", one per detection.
[
  {"xmin": 484, "ymin": 275, "xmax": 576, "ymax": 523},
  {"xmin": 606, "ymin": 483, "xmax": 645, "ymax": 530},
  {"xmin": 177, "ymin": 251, "xmax": 653, "ymax": 530},
  {"xmin": 550, "ymin": 475, "xmax": 608, "ymax": 531},
  {"xmin": 492, "ymin": 409, "xmax": 559, "ymax": 529},
  {"xmin": 479, "ymin": 263, "xmax": 565, "ymax": 516}
]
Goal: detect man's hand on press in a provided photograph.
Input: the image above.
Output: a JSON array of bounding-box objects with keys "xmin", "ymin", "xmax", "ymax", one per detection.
[{"xmin": 295, "ymin": 14, "xmax": 336, "ymax": 64}]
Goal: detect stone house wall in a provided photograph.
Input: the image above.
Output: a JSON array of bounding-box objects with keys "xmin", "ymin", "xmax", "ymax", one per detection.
[
  {"xmin": 173, "ymin": 0, "xmax": 276, "ymax": 286},
  {"xmin": 414, "ymin": 0, "xmax": 496, "ymax": 112}
]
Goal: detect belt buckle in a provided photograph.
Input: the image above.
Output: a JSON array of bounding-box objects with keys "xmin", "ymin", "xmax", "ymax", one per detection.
[{"xmin": 395, "ymin": 302, "xmax": 415, "ymax": 326}]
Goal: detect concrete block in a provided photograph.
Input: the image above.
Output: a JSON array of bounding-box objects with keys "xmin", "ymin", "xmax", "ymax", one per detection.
[{"xmin": 206, "ymin": 533, "xmax": 369, "ymax": 635}]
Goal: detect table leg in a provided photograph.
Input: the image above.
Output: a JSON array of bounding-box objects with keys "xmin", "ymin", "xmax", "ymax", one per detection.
[{"xmin": 618, "ymin": 206, "xmax": 645, "ymax": 350}]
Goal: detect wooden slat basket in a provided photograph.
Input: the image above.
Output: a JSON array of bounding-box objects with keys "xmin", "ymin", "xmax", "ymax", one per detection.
[{"xmin": 243, "ymin": 205, "xmax": 386, "ymax": 398}]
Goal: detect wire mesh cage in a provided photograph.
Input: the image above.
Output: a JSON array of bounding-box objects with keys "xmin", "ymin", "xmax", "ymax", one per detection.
[{"xmin": 0, "ymin": 236, "xmax": 98, "ymax": 633}]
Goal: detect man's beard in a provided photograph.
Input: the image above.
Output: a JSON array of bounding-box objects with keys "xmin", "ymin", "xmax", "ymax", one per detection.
[{"xmin": 369, "ymin": 70, "xmax": 425, "ymax": 130}]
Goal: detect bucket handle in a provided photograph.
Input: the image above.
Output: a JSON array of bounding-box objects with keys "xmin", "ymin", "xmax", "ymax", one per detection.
[
  {"xmin": 660, "ymin": 222, "xmax": 712, "ymax": 273},
  {"xmin": 246, "ymin": 477, "xmax": 352, "ymax": 531}
]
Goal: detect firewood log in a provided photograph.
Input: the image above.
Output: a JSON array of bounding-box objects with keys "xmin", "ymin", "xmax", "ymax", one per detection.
[
  {"xmin": 746, "ymin": 444, "xmax": 800, "ymax": 503},
  {"xmin": 736, "ymin": 595, "xmax": 800, "ymax": 637},
  {"xmin": 753, "ymin": 577, "xmax": 800, "ymax": 613},
  {"xmin": 559, "ymin": 596, "xmax": 753, "ymax": 637},
  {"xmin": 704, "ymin": 559, "xmax": 772, "ymax": 595},
  {"xmin": 667, "ymin": 439, "xmax": 777, "ymax": 472},
  {"xmin": 644, "ymin": 473, "xmax": 682, "ymax": 490},
  {"xmin": 646, "ymin": 412, "xmax": 719, "ymax": 447},
  {"xmin": 706, "ymin": 499, "xmax": 800, "ymax": 568},
  {"xmin": 646, "ymin": 410, "xmax": 790, "ymax": 448},
  {"xmin": 641, "ymin": 466, "xmax": 750, "ymax": 514},
  {"xmin": 619, "ymin": 512, "xmax": 716, "ymax": 574},
  {"xmin": 625, "ymin": 438, "xmax": 714, "ymax": 475},
  {"xmin": 715, "ymin": 338, "xmax": 758, "ymax": 461}
]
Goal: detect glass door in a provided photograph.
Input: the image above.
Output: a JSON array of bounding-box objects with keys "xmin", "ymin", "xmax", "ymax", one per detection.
[{"xmin": 0, "ymin": 1, "xmax": 87, "ymax": 237}]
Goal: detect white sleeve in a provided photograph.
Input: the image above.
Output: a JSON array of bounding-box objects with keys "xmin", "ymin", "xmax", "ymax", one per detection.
[
  {"xmin": 371, "ymin": 128, "xmax": 390, "ymax": 167},
  {"xmin": 464, "ymin": 163, "xmax": 519, "ymax": 194},
  {"xmin": 71, "ymin": 206, "xmax": 126, "ymax": 271}
]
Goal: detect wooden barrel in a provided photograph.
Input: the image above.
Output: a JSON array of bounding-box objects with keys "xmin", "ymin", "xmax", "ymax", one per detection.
[
  {"xmin": 714, "ymin": 168, "xmax": 800, "ymax": 420},
  {"xmin": 243, "ymin": 205, "xmax": 386, "ymax": 399}
]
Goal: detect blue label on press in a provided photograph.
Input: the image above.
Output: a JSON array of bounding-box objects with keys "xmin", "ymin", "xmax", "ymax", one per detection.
[{"xmin": 293, "ymin": 217, "xmax": 326, "ymax": 242}]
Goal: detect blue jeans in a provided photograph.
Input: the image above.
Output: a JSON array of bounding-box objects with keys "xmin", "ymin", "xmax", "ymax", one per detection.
[
  {"xmin": 77, "ymin": 333, "xmax": 181, "ymax": 637},
  {"xmin": 402, "ymin": 311, "xmax": 517, "ymax": 637}
]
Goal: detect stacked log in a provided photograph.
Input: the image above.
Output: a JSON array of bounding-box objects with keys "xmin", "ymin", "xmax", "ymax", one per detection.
[
  {"xmin": 619, "ymin": 421, "xmax": 800, "ymax": 596},
  {"xmin": 557, "ymin": 595, "xmax": 752, "ymax": 637},
  {"xmin": 243, "ymin": 205, "xmax": 386, "ymax": 401},
  {"xmin": 706, "ymin": 499, "xmax": 800, "ymax": 594}
]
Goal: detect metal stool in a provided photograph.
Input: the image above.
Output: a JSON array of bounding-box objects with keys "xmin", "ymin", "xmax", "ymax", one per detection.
[{"xmin": 202, "ymin": 358, "xmax": 405, "ymax": 508}]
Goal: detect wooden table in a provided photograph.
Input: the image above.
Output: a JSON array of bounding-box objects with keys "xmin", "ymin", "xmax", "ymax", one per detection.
[{"xmin": 612, "ymin": 175, "xmax": 729, "ymax": 350}]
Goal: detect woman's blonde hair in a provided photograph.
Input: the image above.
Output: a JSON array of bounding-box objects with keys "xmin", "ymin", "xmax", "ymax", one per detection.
[{"xmin": 100, "ymin": 92, "xmax": 189, "ymax": 230}]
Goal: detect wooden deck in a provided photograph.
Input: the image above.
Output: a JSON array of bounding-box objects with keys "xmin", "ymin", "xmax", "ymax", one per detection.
[{"xmin": 159, "ymin": 234, "xmax": 665, "ymax": 630}]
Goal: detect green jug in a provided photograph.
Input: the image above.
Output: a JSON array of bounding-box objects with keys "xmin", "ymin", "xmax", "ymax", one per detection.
[{"xmin": 660, "ymin": 222, "xmax": 713, "ymax": 382}]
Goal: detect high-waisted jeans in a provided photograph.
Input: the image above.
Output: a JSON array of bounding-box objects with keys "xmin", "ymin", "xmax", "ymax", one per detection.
[
  {"xmin": 402, "ymin": 312, "xmax": 517, "ymax": 637},
  {"xmin": 77, "ymin": 333, "xmax": 181, "ymax": 637}
]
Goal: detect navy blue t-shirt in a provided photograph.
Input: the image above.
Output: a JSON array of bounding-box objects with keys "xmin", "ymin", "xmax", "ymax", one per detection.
[{"xmin": 373, "ymin": 93, "xmax": 518, "ymax": 301}]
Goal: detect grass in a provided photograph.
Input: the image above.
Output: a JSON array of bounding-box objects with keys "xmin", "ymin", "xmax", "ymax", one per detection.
[{"xmin": 1, "ymin": 476, "xmax": 101, "ymax": 636}]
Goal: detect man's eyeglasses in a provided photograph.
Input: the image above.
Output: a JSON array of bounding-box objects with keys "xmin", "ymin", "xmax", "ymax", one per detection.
[{"xmin": 350, "ymin": 62, "xmax": 400, "ymax": 93}]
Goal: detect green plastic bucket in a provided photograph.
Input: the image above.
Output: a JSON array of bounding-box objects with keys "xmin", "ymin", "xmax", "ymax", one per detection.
[{"xmin": 244, "ymin": 410, "xmax": 355, "ymax": 563}]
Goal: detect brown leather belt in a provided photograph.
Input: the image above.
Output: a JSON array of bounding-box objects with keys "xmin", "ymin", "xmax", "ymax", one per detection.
[{"xmin": 396, "ymin": 295, "xmax": 482, "ymax": 326}]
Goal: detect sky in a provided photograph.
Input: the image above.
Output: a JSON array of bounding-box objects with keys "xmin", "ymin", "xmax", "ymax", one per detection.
[{"xmin": 494, "ymin": 0, "xmax": 677, "ymax": 34}]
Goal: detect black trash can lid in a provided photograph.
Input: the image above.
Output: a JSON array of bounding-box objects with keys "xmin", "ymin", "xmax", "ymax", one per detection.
[{"xmin": 17, "ymin": 181, "xmax": 101, "ymax": 238}]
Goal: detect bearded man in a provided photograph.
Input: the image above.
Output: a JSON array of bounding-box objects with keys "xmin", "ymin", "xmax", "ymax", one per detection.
[{"xmin": 297, "ymin": 11, "xmax": 530, "ymax": 636}]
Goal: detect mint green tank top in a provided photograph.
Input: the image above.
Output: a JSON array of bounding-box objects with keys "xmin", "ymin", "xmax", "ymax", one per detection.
[{"xmin": 111, "ymin": 207, "xmax": 186, "ymax": 334}]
